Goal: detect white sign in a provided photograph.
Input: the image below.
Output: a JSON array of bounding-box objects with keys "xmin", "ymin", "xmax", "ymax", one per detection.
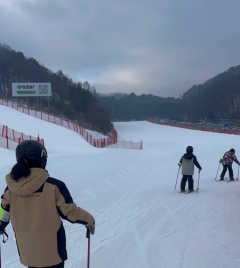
[{"xmin": 12, "ymin": 83, "xmax": 52, "ymax": 97}]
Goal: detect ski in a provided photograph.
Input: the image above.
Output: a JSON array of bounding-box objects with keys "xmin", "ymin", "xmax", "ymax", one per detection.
[
  {"xmin": 216, "ymin": 177, "xmax": 229, "ymax": 182},
  {"xmin": 179, "ymin": 189, "xmax": 199, "ymax": 193},
  {"xmin": 185, "ymin": 190, "xmax": 197, "ymax": 194}
]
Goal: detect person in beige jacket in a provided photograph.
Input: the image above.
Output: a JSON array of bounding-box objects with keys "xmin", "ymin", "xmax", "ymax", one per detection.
[{"xmin": 0, "ymin": 140, "xmax": 95, "ymax": 268}]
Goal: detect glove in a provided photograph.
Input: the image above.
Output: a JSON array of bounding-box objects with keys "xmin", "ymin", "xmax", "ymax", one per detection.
[
  {"xmin": 86, "ymin": 221, "xmax": 95, "ymax": 235},
  {"xmin": 219, "ymin": 159, "xmax": 222, "ymax": 163},
  {"xmin": 0, "ymin": 221, "xmax": 9, "ymax": 232}
]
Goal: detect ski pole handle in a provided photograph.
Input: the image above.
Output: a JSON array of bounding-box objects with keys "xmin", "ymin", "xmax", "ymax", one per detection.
[
  {"xmin": 86, "ymin": 228, "xmax": 90, "ymax": 239},
  {"xmin": 86, "ymin": 228, "xmax": 90, "ymax": 268}
]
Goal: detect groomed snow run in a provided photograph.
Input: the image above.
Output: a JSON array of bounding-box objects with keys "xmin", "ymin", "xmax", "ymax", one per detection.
[{"xmin": 0, "ymin": 106, "xmax": 240, "ymax": 267}]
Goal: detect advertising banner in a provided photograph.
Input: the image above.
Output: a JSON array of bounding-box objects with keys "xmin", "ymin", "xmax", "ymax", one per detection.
[{"xmin": 12, "ymin": 83, "xmax": 52, "ymax": 97}]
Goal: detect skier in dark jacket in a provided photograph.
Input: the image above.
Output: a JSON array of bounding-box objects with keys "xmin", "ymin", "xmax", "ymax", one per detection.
[
  {"xmin": 219, "ymin": 148, "xmax": 240, "ymax": 181},
  {"xmin": 0, "ymin": 140, "xmax": 95, "ymax": 268},
  {"xmin": 178, "ymin": 146, "xmax": 202, "ymax": 192}
]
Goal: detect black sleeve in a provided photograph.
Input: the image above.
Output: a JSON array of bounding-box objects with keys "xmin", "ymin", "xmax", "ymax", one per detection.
[
  {"xmin": 0, "ymin": 187, "xmax": 10, "ymax": 231},
  {"xmin": 193, "ymin": 155, "xmax": 202, "ymax": 169},
  {"xmin": 0, "ymin": 220, "xmax": 9, "ymax": 232}
]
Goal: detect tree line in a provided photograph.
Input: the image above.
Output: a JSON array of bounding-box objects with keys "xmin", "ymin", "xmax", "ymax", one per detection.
[
  {"xmin": 181, "ymin": 65, "xmax": 240, "ymax": 123},
  {"xmin": 96, "ymin": 93, "xmax": 181, "ymax": 121},
  {"xmin": 0, "ymin": 44, "xmax": 112, "ymax": 134},
  {"xmin": 97, "ymin": 65, "xmax": 240, "ymax": 125},
  {"xmin": 1, "ymin": 43, "xmax": 240, "ymax": 128}
]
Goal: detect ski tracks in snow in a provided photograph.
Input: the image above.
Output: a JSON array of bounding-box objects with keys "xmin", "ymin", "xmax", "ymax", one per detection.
[
  {"xmin": 131, "ymin": 185, "xmax": 239, "ymax": 268},
  {"xmin": 107, "ymin": 156, "xmax": 159, "ymax": 213}
]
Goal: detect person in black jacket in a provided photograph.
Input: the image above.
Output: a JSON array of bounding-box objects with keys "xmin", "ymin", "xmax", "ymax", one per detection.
[{"xmin": 178, "ymin": 146, "xmax": 202, "ymax": 192}]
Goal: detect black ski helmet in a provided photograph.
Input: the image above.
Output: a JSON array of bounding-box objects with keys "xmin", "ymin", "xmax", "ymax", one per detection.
[
  {"xmin": 16, "ymin": 140, "xmax": 48, "ymax": 168},
  {"xmin": 186, "ymin": 146, "xmax": 193, "ymax": 153},
  {"xmin": 230, "ymin": 148, "xmax": 235, "ymax": 153}
]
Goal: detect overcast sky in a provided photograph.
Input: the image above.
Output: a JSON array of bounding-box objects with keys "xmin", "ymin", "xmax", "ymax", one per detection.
[{"xmin": 0, "ymin": 0, "xmax": 240, "ymax": 97}]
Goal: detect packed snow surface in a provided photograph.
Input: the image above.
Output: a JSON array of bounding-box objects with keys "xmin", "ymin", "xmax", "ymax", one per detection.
[{"xmin": 0, "ymin": 105, "xmax": 240, "ymax": 267}]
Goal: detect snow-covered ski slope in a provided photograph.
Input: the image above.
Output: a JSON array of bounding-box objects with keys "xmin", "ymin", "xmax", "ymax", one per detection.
[{"xmin": 1, "ymin": 105, "xmax": 240, "ymax": 267}]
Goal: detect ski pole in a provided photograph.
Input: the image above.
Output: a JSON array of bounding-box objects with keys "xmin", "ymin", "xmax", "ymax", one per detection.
[
  {"xmin": 215, "ymin": 163, "xmax": 221, "ymax": 181},
  {"xmin": 86, "ymin": 228, "xmax": 90, "ymax": 268},
  {"xmin": 0, "ymin": 230, "xmax": 9, "ymax": 268},
  {"xmin": 174, "ymin": 166, "xmax": 180, "ymax": 189},
  {"xmin": 237, "ymin": 165, "xmax": 239, "ymax": 181},
  {"xmin": 196, "ymin": 171, "xmax": 201, "ymax": 193},
  {"xmin": 0, "ymin": 238, "xmax": 1, "ymax": 268}
]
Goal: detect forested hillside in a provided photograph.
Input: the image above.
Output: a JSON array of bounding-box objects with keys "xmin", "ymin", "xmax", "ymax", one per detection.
[
  {"xmin": 1, "ymin": 43, "xmax": 240, "ymax": 126},
  {"xmin": 181, "ymin": 66, "xmax": 240, "ymax": 122},
  {"xmin": 96, "ymin": 93, "xmax": 181, "ymax": 121},
  {"xmin": 0, "ymin": 44, "xmax": 112, "ymax": 134},
  {"xmin": 97, "ymin": 66, "xmax": 240, "ymax": 124}
]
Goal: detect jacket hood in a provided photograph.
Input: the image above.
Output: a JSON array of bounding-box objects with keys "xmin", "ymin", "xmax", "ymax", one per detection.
[
  {"xmin": 183, "ymin": 152, "xmax": 195, "ymax": 160},
  {"xmin": 6, "ymin": 168, "xmax": 49, "ymax": 196}
]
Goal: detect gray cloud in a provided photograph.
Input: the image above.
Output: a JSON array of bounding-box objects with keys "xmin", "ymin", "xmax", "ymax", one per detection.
[
  {"xmin": 16, "ymin": 0, "xmax": 68, "ymax": 19},
  {"xmin": 1, "ymin": 0, "xmax": 240, "ymax": 97}
]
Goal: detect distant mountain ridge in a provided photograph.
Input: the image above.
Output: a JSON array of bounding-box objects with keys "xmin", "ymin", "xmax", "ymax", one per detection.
[
  {"xmin": 0, "ymin": 43, "xmax": 112, "ymax": 134},
  {"xmin": 181, "ymin": 65, "xmax": 240, "ymax": 121},
  {"xmin": 97, "ymin": 65, "xmax": 240, "ymax": 123},
  {"xmin": 96, "ymin": 92, "xmax": 128, "ymax": 99},
  {"xmin": 1, "ymin": 43, "xmax": 239, "ymax": 124}
]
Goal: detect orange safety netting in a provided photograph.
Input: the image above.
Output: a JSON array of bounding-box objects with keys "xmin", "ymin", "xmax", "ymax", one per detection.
[
  {"xmin": 106, "ymin": 140, "xmax": 143, "ymax": 149},
  {"xmin": 148, "ymin": 119, "xmax": 240, "ymax": 135},
  {"xmin": 0, "ymin": 124, "xmax": 44, "ymax": 150},
  {"xmin": 0, "ymin": 99, "xmax": 117, "ymax": 148}
]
